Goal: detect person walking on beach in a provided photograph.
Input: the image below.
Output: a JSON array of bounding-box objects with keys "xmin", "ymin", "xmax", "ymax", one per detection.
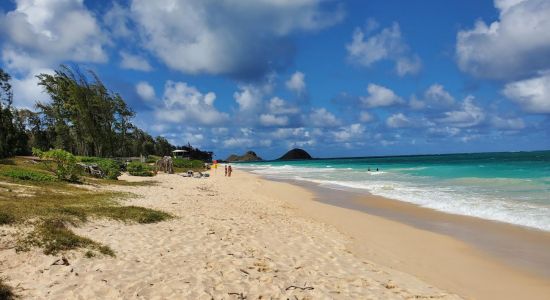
[
  {"xmin": 228, "ymin": 165, "xmax": 233, "ymax": 177},
  {"xmin": 224, "ymin": 165, "xmax": 227, "ymax": 176}
]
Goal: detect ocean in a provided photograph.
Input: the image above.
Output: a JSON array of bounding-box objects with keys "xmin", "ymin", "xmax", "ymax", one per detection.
[{"xmin": 237, "ymin": 151, "xmax": 550, "ymax": 231}]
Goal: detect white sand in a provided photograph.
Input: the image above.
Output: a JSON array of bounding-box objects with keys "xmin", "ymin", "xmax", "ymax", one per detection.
[{"xmin": 0, "ymin": 171, "xmax": 461, "ymax": 299}]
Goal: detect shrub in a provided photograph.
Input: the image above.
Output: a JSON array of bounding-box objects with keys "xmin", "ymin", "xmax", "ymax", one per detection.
[
  {"xmin": 33, "ymin": 148, "xmax": 80, "ymax": 182},
  {"xmin": 0, "ymin": 168, "xmax": 56, "ymax": 182},
  {"xmin": 77, "ymin": 156, "xmax": 122, "ymax": 180},
  {"xmin": 96, "ymin": 159, "xmax": 121, "ymax": 180},
  {"xmin": 127, "ymin": 161, "xmax": 154, "ymax": 177},
  {"xmin": 172, "ymin": 158, "xmax": 204, "ymax": 170},
  {"xmin": 146, "ymin": 155, "xmax": 161, "ymax": 164}
]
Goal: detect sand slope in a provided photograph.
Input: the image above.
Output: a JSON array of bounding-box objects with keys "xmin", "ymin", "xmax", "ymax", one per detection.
[{"xmin": 0, "ymin": 171, "xmax": 460, "ymax": 299}]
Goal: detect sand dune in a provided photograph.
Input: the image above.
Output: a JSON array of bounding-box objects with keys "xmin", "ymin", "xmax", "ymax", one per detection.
[{"xmin": 0, "ymin": 171, "xmax": 460, "ymax": 299}]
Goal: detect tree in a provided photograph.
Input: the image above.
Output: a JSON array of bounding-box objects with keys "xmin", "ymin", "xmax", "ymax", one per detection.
[{"xmin": 0, "ymin": 68, "xmax": 28, "ymax": 158}]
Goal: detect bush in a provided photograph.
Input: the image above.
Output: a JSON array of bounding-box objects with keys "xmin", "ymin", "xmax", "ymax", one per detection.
[
  {"xmin": 146, "ymin": 155, "xmax": 161, "ymax": 164},
  {"xmin": 172, "ymin": 158, "xmax": 204, "ymax": 170},
  {"xmin": 96, "ymin": 159, "xmax": 121, "ymax": 180},
  {"xmin": 127, "ymin": 161, "xmax": 154, "ymax": 177},
  {"xmin": 33, "ymin": 148, "xmax": 80, "ymax": 182},
  {"xmin": 0, "ymin": 168, "xmax": 56, "ymax": 182},
  {"xmin": 0, "ymin": 212, "xmax": 16, "ymax": 225},
  {"xmin": 77, "ymin": 156, "xmax": 122, "ymax": 180}
]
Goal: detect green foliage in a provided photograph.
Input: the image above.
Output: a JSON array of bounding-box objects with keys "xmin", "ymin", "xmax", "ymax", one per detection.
[
  {"xmin": 145, "ymin": 155, "xmax": 161, "ymax": 163},
  {"xmin": 0, "ymin": 278, "xmax": 15, "ymax": 300},
  {"xmin": 77, "ymin": 156, "xmax": 121, "ymax": 180},
  {"xmin": 34, "ymin": 148, "xmax": 80, "ymax": 182},
  {"xmin": 172, "ymin": 159, "xmax": 204, "ymax": 170},
  {"xmin": 0, "ymin": 68, "xmax": 29, "ymax": 158},
  {"xmin": 127, "ymin": 161, "xmax": 154, "ymax": 177},
  {"xmin": 0, "ymin": 168, "xmax": 56, "ymax": 182}
]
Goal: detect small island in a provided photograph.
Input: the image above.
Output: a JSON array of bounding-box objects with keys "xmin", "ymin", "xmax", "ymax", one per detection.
[
  {"xmin": 277, "ymin": 148, "xmax": 312, "ymax": 160},
  {"xmin": 226, "ymin": 150, "xmax": 263, "ymax": 162}
]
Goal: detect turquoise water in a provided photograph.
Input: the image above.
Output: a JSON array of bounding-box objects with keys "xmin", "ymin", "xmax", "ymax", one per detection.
[{"xmin": 237, "ymin": 151, "xmax": 550, "ymax": 231}]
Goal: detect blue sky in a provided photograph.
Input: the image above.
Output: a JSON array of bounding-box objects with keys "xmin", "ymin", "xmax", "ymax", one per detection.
[{"xmin": 1, "ymin": 0, "xmax": 549, "ymax": 159}]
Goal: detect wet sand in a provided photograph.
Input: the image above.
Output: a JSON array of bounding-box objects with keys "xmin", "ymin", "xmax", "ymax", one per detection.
[{"xmin": 259, "ymin": 175, "xmax": 550, "ymax": 299}]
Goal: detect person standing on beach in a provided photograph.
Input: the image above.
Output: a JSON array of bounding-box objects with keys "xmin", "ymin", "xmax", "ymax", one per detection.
[
  {"xmin": 228, "ymin": 165, "xmax": 232, "ymax": 177},
  {"xmin": 224, "ymin": 165, "xmax": 227, "ymax": 176}
]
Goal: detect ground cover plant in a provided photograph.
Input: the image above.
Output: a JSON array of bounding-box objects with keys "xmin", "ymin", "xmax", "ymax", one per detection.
[
  {"xmin": 0, "ymin": 157, "xmax": 171, "ymax": 256},
  {"xmin": 127, "ymin": 161, "xmax": 154, "ymax": 177}
]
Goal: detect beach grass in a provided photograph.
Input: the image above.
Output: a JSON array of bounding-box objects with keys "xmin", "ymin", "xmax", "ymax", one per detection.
[{"xmin": 0, "ymin": 157, "xmax": 172, "ymax": 256}]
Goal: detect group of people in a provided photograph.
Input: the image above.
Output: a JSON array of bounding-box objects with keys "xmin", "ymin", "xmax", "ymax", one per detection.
[{"xmin": 224, "ymin": 164, "xmax": 233, "ymax": 177}]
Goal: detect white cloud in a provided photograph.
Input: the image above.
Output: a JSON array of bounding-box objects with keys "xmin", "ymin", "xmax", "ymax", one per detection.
[
  {"xmin": 359, "ymin": 111, "xmax": 374, "ymax": 122},
  {"xmin": 347, "ymin": 22, "xmax": 421, "ymax": 76},
  {"xmin": 503, "ymin": 73, "xmax": 550, "ymax": 113},
  {"xmin": 120, "ymin": 51, "xmax": 152, "ymax": 71},
  {"xmin": 332, "ymin": 123, "xmax": 365, "ymax": 142},
  {"xmin": 223, "ymin": 137, "xmax": 254, "ymax": 149},
  {"xmin": 285, "ymin": 71, "xmax": 306, "ymax": 96},
  {"xmin": 234, "ymin": 85, "xmax": 263, "ymax": 112},
  {"xmin": 136, "ymin": 81, "xmax": 156, "ymax": 101},
  {"xmin": 411, "ymin": 84, "xmax": 455, "ymax": 110},
  {"xmin": 361, "ymin": 83, "xmax": 403, "ymax": 108},
  {"xmin": 129, "ymin": 0, "xmax": 344, "ymax": 77},
  {"xmin": 308, "ymin": 108, "xmax": 341, "ymax": 127},
  {"xmin": 155, "ymin": 81, "xmax": 228, "ymax": 126},
  {"xmin": 456, "ymin": 0, "xmax": 550, "ymax": 79},
  {"xmin": 259, "ymin": 114, "xmax": 289, "ymax": 127},
  {"xmin": 386, "ymin": 113, "xmax": 412, "ymax": 128},
  {"xmin": 437, "ymin": 96, "xmax": 485, "ymax": 128},
  {"xmin": 1, "ymin": 0, "xmax": 108, "ymax": 73},
  {"xmin": 11, "ymin": 68, "xmax": 53, "ymax": 108},
  {"xmin": 267, "ymin": 97, "xmax": 299, "ymax": 115},
  {"xmin": 491, "ymin": 115, "xmax": 526, "ymax": 129},
  {"xmin": 104, "ymin": 2, "xmax": 132, "ymax": 38}
]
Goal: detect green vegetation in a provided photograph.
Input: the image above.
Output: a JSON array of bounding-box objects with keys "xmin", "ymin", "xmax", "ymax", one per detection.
[
  {"xmin": 33, "ymin": 148, "xmax": 80, "ymax": 182},
  {"xmin": 0, "ymin": 278, "xmax": 15, "ymax": 300},
  {"xmin": 127, "ymin": 161, "xmax": 154, "ymax": 177},
  {"xmin": 173, "ymin": 158, "xmax": 204, "ymax": 170},
  {"xmin": 78, "ymin": 156, "xmax": 122, "ymax": 180},
  {"xmin": 0, "ymin": 157, "xmax": 172, "ymax": 256},
  {"xmin": 0, "ymin": 167, "xmax": 56, "ymax": 182}
]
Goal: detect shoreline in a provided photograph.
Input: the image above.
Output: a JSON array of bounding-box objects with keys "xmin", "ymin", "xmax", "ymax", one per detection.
[
  {"xmin": 243, "ymin": 171, "xmax": 550, "ymax": 299},
  {"xmin": 280, "ymin": 178, "xmax": 550, "ymax": 278}
]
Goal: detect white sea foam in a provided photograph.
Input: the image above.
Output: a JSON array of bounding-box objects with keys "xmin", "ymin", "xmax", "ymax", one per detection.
[{"xmin": 243, "ymin": 164, "xmax": 550, "ymax": 231}]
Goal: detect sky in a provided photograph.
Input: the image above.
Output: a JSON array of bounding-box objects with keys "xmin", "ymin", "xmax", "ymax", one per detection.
[{"xmin": 1, "ymin": 0, "xmax": 549, "ymax": 160}]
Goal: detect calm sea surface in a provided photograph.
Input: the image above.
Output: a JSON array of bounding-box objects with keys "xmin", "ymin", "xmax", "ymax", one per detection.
[{"xmin": 238, "ymin": 151, "xmax": 550, "ymax": 231}]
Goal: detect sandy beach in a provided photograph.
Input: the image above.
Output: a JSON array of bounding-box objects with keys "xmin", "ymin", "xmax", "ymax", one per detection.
[{"xmin": 1, "ymin": 169, "xmax": 549, "ymax": 299}]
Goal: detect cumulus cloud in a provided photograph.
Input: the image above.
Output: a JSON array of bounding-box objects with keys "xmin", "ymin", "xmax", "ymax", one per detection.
[
  {"xmin": 386, "ymin": 113, "xmax": 412, "ymax": 128},
  {"xmin": 411, "ymin": 84, "xmax": 455, "ymax": 110},
  {"xmin": 120, "ymin": 51, "xmax": 152, "ymax": 71},
  {"xmin": 129, "ymin": 0, "xmax": 344, "ymax": 78},
  {"xmin": 308, "ymin": 108, "xmax": 341, "ymax": 127},
  {"xmin": 259, "ymin": 114, "xmax": 289, "ymax": 127},
  {"xmin": 285, "ymin": 71, "xmax": 306, "ymax": 96},
  {"xmin": 503, "ymin": 73, "xmax": 550, "ymax": 113},
  {"xmin": 267, "ymin": 97, "xmax": 299, "ymax": 115},
  {"xmin": 437, "ymin": 96, "xmax": 485, "ymax": 128},
  {"xmin": 10, "ymin": 68, "xmax": 53, "ymax": 108},
  {"xmin": 1, "ymin": 0, "xmax": 108, "ymax": 73},
  {"xmin": 136, "ymin": 81, "xmax": 156, "ymax": 101},
  {"xmin": 155, "ymin": 81, "xmax": 228, "ymax": 126},
  {"xmin": 347, "ymin": 22, "xmax": 421, "ymax": 76},
  {"xmin": 332, "ymin": 123, "xmax": 365, "ymax": 142},
  {"xmin": 361, "ymin": 83, "xmax": 403, "ymax": 108},
  {"xmin": 456, "ymin": 0, "xmax": 550, "ymax": 80}
]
